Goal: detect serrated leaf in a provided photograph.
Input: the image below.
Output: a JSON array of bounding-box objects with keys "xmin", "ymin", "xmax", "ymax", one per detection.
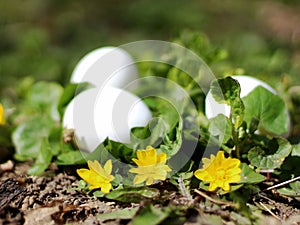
[
  {"xmin": 210, "ymin": 77, "xmax": 244, "ymax": 128},
  {"xmin": 239, "ymin": 163, "xmax": 265, "ymax": 184},
  {"xmin": 242, "ymin": 86, "xmax": 289, "ymax": 136},
  {"xmin": 248, "ymin": 138, "xmax": 292, "ymax": 170},
  {"xmin": 210, "ymin": 77, "xmax": 240, "ymax": 105},
  {"xmin": 97, "ymin": 208, "xmax": 138, "ymax": 221},
  {"xmin": 105, "ymin": 187, "xmax": 160, "ymax": 203}
]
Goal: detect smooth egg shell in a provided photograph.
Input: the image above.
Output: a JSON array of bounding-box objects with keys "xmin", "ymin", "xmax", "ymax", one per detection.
[
  {"xmin": 71, "ymin": 47, "xmax": 138, "ymax": 89},
  {"xmin": 63, "ymin": 87, "xmax": 152, "ymax": 152}
]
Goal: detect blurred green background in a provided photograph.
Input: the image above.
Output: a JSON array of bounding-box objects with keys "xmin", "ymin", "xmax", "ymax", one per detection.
[{"xmin": 1, "ymin": 0, "xmax": 300, "ymax": 90}]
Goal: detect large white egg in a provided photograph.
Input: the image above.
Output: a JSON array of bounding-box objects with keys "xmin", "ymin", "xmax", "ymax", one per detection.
[
  {"xmin": 63, "ymin": 87, "xmax": 152, "ymax": 152},
  {"xmin": 71, "ymin": 47, "xmax": 138, "ymax": 89},
  {"xmin": 205, "ymin": 75, "xmax": 276, "ymax": 118}
]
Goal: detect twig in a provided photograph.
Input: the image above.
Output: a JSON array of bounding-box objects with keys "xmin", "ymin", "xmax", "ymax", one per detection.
[
  {"xmin": 259, "ymin": 202, "xmax": 282, "ymax": 221},
  {"xmin": 263, "ymin": 176, "xmax": 300, "ymax": 192},
  {"xmin": 194, "ymin": 189, "xmax": 237, "ymax": 208}
]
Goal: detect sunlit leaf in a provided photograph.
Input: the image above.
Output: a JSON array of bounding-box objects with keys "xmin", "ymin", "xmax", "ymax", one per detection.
[
  {"xmin": 242, "ymin": 86, "xmax": 289, "ymax": 136},
  {"xmin": 12, "ymin": 116, "xmax": 54, "ymax": 160},
  {"xmin": 277, "ymin": 180, "xmax": 300, "ymax": 197},
  {"xmin": 239, "ymin": 163, "xmax": 265, "ymax": 184},
  {"xmin": 26, "ymin": 81, "xmax": 63, "ymax": 121},
  {"xmin": 56, "ymin": 150, "xmax": 86, "ymax": 165},
  {"xmin": 208, "ymin": 114, "xmax": 232, "ymax": 145}
]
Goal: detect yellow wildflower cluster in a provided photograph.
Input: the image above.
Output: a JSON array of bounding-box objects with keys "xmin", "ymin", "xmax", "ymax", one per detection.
[
  {"xmin": 77, "ymin": 147, "xmax": 241, "ymax": 194},
  {"xmin": 77, "ymin": 146, "xmax": 172, "ymax": 193},
  {"xmin": 194, "ymin": 151, "xmax": 242, "ymax": 191}
]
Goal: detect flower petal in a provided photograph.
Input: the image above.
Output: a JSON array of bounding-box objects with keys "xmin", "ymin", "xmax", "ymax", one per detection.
[
  {"xmin": 88, "ymin": 160, "xmax": 104, "ymax": 175},
  {"xmin": 157, "ymin": 153, "xmax": 167, "ymax": 164},
  {"xmin": 104, "ymin": 160, "xmax": 112, "ymax": 174},
  {"xmin": 133, "ymin": 175, "xmax": 147, "ymax": 184},
  {"xmin": 146, "ymin": 177, "xmax": 154, "ymax": 186},
  {"xmin": 89, "ymin": 184, "xmax": 102, "ymax": 191},
  {"xmin": 77, "ymin": 169, "xmax": 93, "ymax": 183},
  {"xmin": 101, "ymin": 183, "xmax": 112, "ymax": 193}
]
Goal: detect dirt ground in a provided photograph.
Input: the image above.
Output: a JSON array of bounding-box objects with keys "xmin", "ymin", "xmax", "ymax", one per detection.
[{"xmin": 1, "ymin": 161, "xmax": 300, "ymax": 225}]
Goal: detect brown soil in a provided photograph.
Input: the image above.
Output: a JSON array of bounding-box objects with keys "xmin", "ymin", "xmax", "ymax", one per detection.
[{"xmin": 1, "ymin": 161, "xmax": 300, "ymax": 225}]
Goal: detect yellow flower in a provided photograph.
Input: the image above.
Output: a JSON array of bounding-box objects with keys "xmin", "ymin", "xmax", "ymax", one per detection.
[
  {"xmin": 129, "ymin": 146, "xmax": 172, "ymax": 186},
  {"xmin": 194, "ymin": 151, "xmax": 241, "ymax": 192},
  {"xmin": 0, "ymin": 103, "xmax": 5, "ymax": 125},
  {"xmin": 77, "ymin": 160, "xmax": 115, "ymax": 193}
]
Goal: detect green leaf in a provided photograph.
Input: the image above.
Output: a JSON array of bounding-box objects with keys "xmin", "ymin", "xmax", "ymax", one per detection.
[
  {"xmin": 97, "ymin": 208, "xmax": 138, "ymax": 221},
  {"xmin": 277, "ymin": 187, "xmax": 300, "ymax": 197},
  {"xmin": 130, "ymin": 117, "xmax": 169, "ymax": 150},
  {"xmin": 277, "ymin": 180, "xmax": 300, "ymax": 197},
  {"xmin": 290, "ymin": 180, "xmax": 300, "ymax": 194},
  {"xmin": 93, "ymin": 190, "xmax": 106, "ymax": 198},
  {"xmin": 27, "ymin": 138, "xmax": 52, "ymax": 175},
  {"xmin": 12, "ymin": 116, "xmax": 54, "ymax": 160},
  {"xmin": 242, "ymin": 86, "xmax": 289, "ymax": 136},
  {"xmin": 56, "ymin": 150, "xmax": 86, "ymax": 165},
  {"xmin": 48, "ymin": 126, "xmax": 62, "ymax": 156},
  {"xmin": 159, "ymin": 118, "xmax": 183, "ymax": 157},
  {"xmin": 26, "ymin": 81, "xmax": 63, "ymax": 121},
  {"xmin": 239, "ymin": 163, "xmax": 265, "ymax": 184},
  {"xmin": 105, "ymin": 187, "xmax": 160, "ymax": 203},
  {"xmin": 291, "ymin": 144, "xmax": 300, "ymax": 157},
  {"xmin": 208, "ymin": 114, "xmax": 232, "ymax": 145},
  {"xmin": 248, "ymin": 138, "xmax": 292, "ymax": 170},
  {"xmin": 103, "ymin": 139, "xmax": 134, "ymax": 163},
  {"xmin": 132, "ymin": 204, "xmax": 169, "ymax": 225},
  {"xmin": 210, "ymin": 77, "xmax": 244, "ymax": 128}
]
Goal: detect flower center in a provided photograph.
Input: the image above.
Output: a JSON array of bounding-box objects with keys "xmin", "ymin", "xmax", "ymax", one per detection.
[{"xmin": 216, "ymin": 170, "xmax": 226, "ymax": 180}]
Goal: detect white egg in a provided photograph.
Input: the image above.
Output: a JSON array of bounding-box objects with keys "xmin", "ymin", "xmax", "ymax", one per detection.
[
  {"xmin": 63, "ymin": 87, "xmax": 152, "ymax": 152},
  {"xmin": 205, "ymin": 75, "xmax": 290, "ymax": 135},
  {"xmin": 205, "ymin": 75, "xmax": 277, "ymax": 119},
  {"xmin": 70, "ymin": 47, "xmax": 138, "ymax": 89}
]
